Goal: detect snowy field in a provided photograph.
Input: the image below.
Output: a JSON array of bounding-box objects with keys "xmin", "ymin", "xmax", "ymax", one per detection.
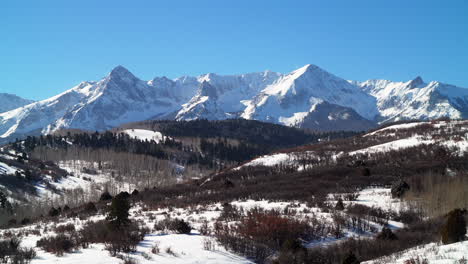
[
  {"xmin": 8, "ymin": 201, "xmax": 257, "ymax": 264},
  {"xmin": 348, "ymin": 188, "xmax": 404, "ymax": 213},
  {"xmin": 1, "ymin": 187, "xmax": 407, "ymax": 264},
  {"xmin": 122, "ymin": 129, "xmax": 166, "ymax": 143},
  {"xmin": 365, "ymin": 240, "xmax": 468, "ymax": 264},
  {"xmin": 27, "ymin": 233, "xmax": 253, "ymax": 264},
  {"xmin": 0, "ymin": 161, "xmax": 18, "ymax": 175}
]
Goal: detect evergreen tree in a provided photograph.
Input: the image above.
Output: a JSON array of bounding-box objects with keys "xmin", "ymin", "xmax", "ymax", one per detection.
[
  {"xmin": 99, "ymin": 191, "xmax": 113, "ymax": 201},
  {"xmin": 342, "ymin": 251, "xmax": 360, "ymax": 264},
  {"xmin": 376, "ymin": 226, "xmax": 398, "ymax": 240},
  {"xmin": 0, "ymin": 191, "xmax": 12, "ymax": 213},
  {"xmin": 48, "ymin": 207, "xmax": 60, "ymax": 217},
  {"xmin": 390, "ymin": 179, "xmax": 410, "ymax": 198},
  {"xmin": 107, "ymin": 195, "xmax": 130, "ymax": 229},
  {"xmin": 441, "ymin": 208, "xmax": 467, "ymax": 244},
  {"xmin": 84, "ymin": 202, "xmax": 97, "ymax": 213},
  {"xmin": 335, "ymin": 198, "xmax": 345, "ymax": 211}
]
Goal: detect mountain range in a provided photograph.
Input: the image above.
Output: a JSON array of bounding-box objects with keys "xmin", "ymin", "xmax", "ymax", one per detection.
[{"xmin": 1, "ymin": 64, "xmax": 467, "ymax": 142}]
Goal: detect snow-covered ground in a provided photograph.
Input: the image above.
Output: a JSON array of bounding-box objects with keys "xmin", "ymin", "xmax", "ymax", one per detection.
[
  {"xmin": 3, "ymin": 187, "xmax": 403, "ymax": 264},
  {"xmin": 352, "ymin": 188, "xmax": 404, "ymax": 213},
  {"xmin": 328, "ymin": 187, "xmax": 405, "ymax": 231},
  {"xmin": 122, "ymin": 129, "xmax": 166, "ymax": 143},
  {"xmin": 364, "ymin": 122, "xmax": 430, "ymax": 136},
  {"xmin": 348, "ymin": 136, "xmax": 434, "ymax": 156},
  {"xmin": 0, "ymin": 161, "xmax": 19, "ymax": 175},
  {"xmin": 7, "ymin": 201, "xmax": 255, "ymax": 264},
  {"xmin": 27, "ymin": 233, "xmax": 253, "ymax": 264},
  {"xmin": 237, "ymin": 153, "xmax": 293, "ymax": 168},
  {"xmin": 365, "ymin": 240, "xmax": 468, "ymax": 264}
]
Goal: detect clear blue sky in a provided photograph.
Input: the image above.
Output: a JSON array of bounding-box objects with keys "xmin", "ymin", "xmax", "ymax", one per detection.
[{"xmin": 1, "ymin": 0, "xmax": 467, "ymax": 100}]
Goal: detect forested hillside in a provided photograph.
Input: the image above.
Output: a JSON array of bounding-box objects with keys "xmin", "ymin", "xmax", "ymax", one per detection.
[
  {"xmin": 0, "ymin": 119, "xmax": 467, "ymax": 264},
  {"xmin": 121, "ymin": 119, "xmax": 358, "ymax": 151},
  {"xmin": 0, "ymin": 120, "xmax": 356, "ymax": 226}
]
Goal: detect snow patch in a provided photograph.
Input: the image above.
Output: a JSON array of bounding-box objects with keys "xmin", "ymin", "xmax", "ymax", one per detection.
[{"xmin": 123, "ymin": 129, "xmax": 166, "ymax": 143}]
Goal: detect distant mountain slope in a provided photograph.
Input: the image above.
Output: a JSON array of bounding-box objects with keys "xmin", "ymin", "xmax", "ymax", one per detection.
[
  {"xmin": 0, "ymin": 93, "xmax": 34, "ymax": 113},
  {"xmin": 354, "ymin": 77, "xmax": 468, "ymax": 122},
  {"xmin": 175, "ymin": 71, "xmax": 281, "ymax": 121},
  {"xmin": 0, "ymin": 66, "xmax": 199, "ymax": 141},
  {"xmin": 1, "ymin": 65, "xmax": 468, "ymax": 143},
  {"xmin": 298, "ymin": 101, "xmax": 376, "ymax": 131}
]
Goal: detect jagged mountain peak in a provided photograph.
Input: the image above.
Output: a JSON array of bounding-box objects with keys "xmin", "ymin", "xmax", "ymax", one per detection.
[
  {"xmin": 407, "ymin": 76, "xmax": 424, "ymax": 88},
  {"xmin": 287, "ymin": 64, "xmax": 320, "ymax": 78},
  {"xmin": 108, "ymin": 65, "xmax": 137, "ymax": 81},
  {"xmin": 148, "ymin": 76, "xmax": 173, "ymax": 87},
  {"xmin": 98, "ymin": 66, "xmax": 147, "ymax": 98},
  {"xmin": 198, "ymin": 81, "xmax": 218, "ymax": 98},
  {"xmin": 296, "ymin": 63, "xmax": 335, "ymax": 75},
  {"xmin": 283, "ymin": 64, "xmax": 355, "ymax": 92},
  {"xmin": 197, "ymin": 73, "xmax": 217, "ymax": 83},
  {"xmin": 110, "ymin": 65, "xmax": 130, "ymax": 74}
]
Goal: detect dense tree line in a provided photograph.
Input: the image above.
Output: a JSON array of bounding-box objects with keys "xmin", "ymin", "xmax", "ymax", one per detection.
[
  {"xmin": 129, "ymin": 119, "xmax": 359, "ymax": 150},
  {"xmin": 199, "ymin": 138, "xmax": 270, "ymax": 163},
  {"xmin": 19, "ymin": 132, "xmax": 173, "ymax": 159}
]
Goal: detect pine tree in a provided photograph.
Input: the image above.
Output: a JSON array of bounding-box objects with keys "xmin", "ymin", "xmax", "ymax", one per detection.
[
  {"xmin": 390, "ymin": 179, "xmax": 410, "ymax": 198},
  {"xmin": 48, "ymin": 207, "xmax": 60, "ymax": 217},
  {"xmin": 0, "ymin": 191, "xmax": 12, "ymax": 213},
  {"xmin": 107, "ymin": 195, "xmax": 130, "ymax": 229},
  {"xmin": 99, "ymin": 191, "xmax": 113, "ymax": 201},
  {"xmin": 441, "ymin": 208, "xmax": 467, "ymax": 244},
  {"xmin": 342, "ymin": 251, "xmax": 360, "ymax": 264},
  {"xmin": 376, "ymin": 226, "xmax": 398, "ymax": 240},
  {"xmin": 335, "ymin": 198, "xmax": 345, "ymax": 211}
]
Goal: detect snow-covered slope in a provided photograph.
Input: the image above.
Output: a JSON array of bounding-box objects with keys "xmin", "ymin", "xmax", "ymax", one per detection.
[
  {"xmin": 239, "ymin": 120, "xmax": 468, "ymax": 170},
  {"xmin": 122, "ymin": 129, "xmax": 166, "ymax": 143},
  {"xmin": 241, "ymin": 64, "xmax": 379, "ymax": 128},
  {"xmin": 175, "ymin": 71, "xmax": 281, "ymax": 121},
  {"xmin": 354, "ymin": 77, "xmax": 468, "ymax": 122},
  {"xmin": 44, "ymin": 66, "xmax": 196, "ymax": 133},
  {"xmin": 0, "ymin": 85, "xmax": 91, "ymax": 139},
  {"xmin": 6, "ymin": 188, "xmax": 402, "ymax": 264},
  {"xmin": 365, "ymin": 240, "xmax": 468, "ymax": 264},
  {"xmin": 0, "ymin": 66, "xmax": 198, "ymax": 141},
  {"xmin": 0, "ymin": 93, "xmax": 34, "ymax": 113}
]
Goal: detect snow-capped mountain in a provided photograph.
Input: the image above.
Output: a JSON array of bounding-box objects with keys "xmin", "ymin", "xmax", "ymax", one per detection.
[
  {"xmin": 44, "ymin": 66, "xmax": 199, "ymax": 133},
  {"xmin": 354, "ymin": 77, "xmax": 468, "ymax": 122},
  {"xmin": 0, "ymin": 93, "xmax": 34, "ymax": 113},
  {"xmin": 0, "ymin": 64, "xmax": 467, "ymax": 143},
  {"xmin": 0, "ymin": 66, "xmax": 198, "ymax": 140},
  {"xmin": 175, "ymin": 71, "xmax": 281, "ymax": 120},
  {"xmin": 240, "ymin": 64, "xmax": 379, "ymax": 128}
]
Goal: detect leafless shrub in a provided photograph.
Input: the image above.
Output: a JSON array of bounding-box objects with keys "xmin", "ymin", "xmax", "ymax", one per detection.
[{"xmin": 151, "ymin": 242, "xmax": 160, "ymax": 254}]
